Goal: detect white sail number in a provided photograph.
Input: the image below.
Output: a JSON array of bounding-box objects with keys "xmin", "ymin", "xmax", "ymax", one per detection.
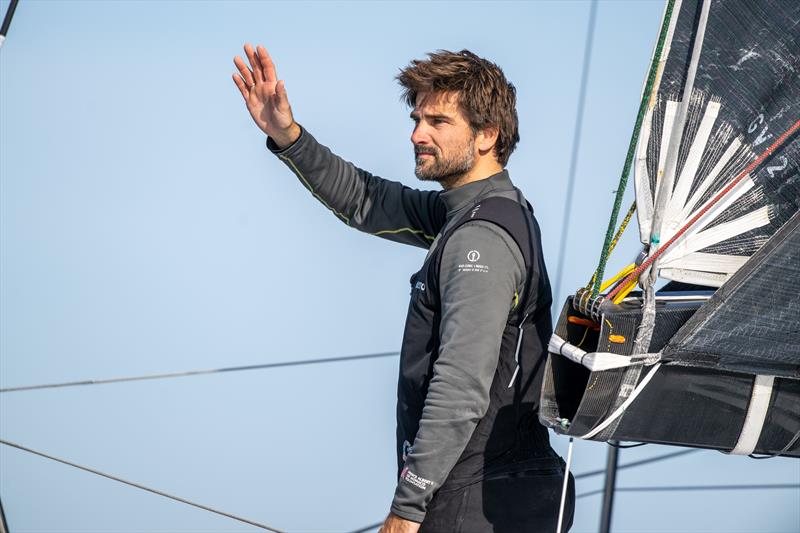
[
  {"xmin": 748, "ymin": 113, "xmax": 791, "ymax": 180},
  {"xmin": 748, "ymin": 113, "xmax": 772, "ymax": 147},
  {"xmin": 766, "ymin": 156, "xmax": 788, "ymax": 179}
]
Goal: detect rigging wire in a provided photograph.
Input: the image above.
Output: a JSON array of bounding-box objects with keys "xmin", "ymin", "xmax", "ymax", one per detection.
[
  {"xmin": 551, "ymin": 0, "xmax": 598, "ymax": 309},
  {"xmin": 0, "ymin": 497, "xmax": 7, "ymax": 533},
  {"xmin": 577, "ymin": 483, "xmax": 800, "ymax": 499},
  {"xmin": 0, "ymin": 350, "xmax": 400, "ymax": 393},
  {"xmin": 0, "ymin": 439, "xmax": 286, "ymax": 532},
  {"xmin": 573, "ymin": 448, "xmax": 697, "ymax": 480},
  {"xmin": 556, "ymin": 437, "xmax": 575, "ymax": 533},
  {"xmin": 0, "ymin": 0, "xmax": 20, "ymax": 48},
  {"xmin": 748, "ymin": 429, "xmax": 800, "ymax": 460},
  {"xmin": 348, "ymin": 448, "xmax": 701, "ymax": 533},
  {"xmin": 607, "ymin": 441, "xmax": 648, "ymax": 449},
  {"xmin": 348, "ymin": 522, "xmax": 383, "ymax": 533}
]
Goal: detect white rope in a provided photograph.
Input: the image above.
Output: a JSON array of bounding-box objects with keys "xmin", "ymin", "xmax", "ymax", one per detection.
[
  {"xmin": 556, "ymin": 437, "xmax": 574, "ymax": 533},
  {"xmin": 731, "ymin": 375, "xmax": 775, "ymax": 455},
  {"xmin": 580, "ymin": 363, "xmax": 662, "ymax": 440}
]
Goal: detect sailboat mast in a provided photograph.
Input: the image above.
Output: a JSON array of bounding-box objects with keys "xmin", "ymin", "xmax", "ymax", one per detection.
[{"xmin": 599, "ymin": 444, "xmax": 620, "ymax": 533}]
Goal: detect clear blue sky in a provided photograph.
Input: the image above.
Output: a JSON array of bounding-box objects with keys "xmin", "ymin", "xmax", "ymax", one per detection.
[{"xmin": 1, "ymin": 1, "xmax": 797, "ymax": 531}]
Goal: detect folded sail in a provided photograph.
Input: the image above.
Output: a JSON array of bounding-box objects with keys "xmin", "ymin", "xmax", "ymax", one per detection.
[
  {"xmin": 539, "ymin": 0, "xmax": 800, "ymax": 457},
  {"xmin": 662, "ymin": 211, "xmax": 800, "ymax": 377},
  {"xmin": 634, "ymin": 0, "xmax": 800, "ymax": 286}
]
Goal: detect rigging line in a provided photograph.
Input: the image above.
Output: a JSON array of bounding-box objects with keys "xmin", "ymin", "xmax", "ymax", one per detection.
[
  {"xmin": 607, "ymin": 441, "xmax": 647, "ymax": 449},
  {"xmin": 347, "ymin": 521, "xmax": 383, "ymax": 533},
  {"xmin": 551, "ymin": 0, "xmax": 598, "ymax": 310},
  {"xmin": 578, "ymin": 483, "xmax": 800, "ymax": 499},
  {"xmin": 585, "ymin": 202, "xmax": 637, "ymax": 291},
  {"xmin": 0, "ymin": 350, "xmax": 400, "ymax": 393},
  {"xmin": 591, "ymin": 0, "xmax": 678, "ymax": 296},
  {"xmin": 0, "ymin": 0, "xmax": 19, "ymax": 47},
  {"xmin": 607, "ymin": 116, "xmax": 800, "ymax": 301},
  {"xmin": 0, "ymin": 496, "xmax": 8, "ymax": 533},
  {"xmin": 574, "ymin": 449, "xmax": 697, "ymax": 480},
  {"xmin": 749, "ymin": 428, "xmax": 800, "ymax": 460},
  {"xmin": 349, "ymin": 449, "xmax": 701, "ymax": 533},
  {"xmin": 0, "ymin": 439, "xmax": 286, "ymax": 532}
]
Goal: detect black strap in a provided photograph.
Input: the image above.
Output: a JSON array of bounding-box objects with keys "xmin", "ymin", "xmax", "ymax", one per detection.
[
  {"xmin": 434, "ymin": 196, "xmax": 537, "ymax": 326},
  {"xmin": 432, "ymin": 195, "xmax": 541, "ymax": 438}
]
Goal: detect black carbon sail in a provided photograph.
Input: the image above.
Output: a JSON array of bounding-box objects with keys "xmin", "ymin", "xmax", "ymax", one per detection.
[{"xmin": 539, "ymin": 0, "xmax": 800, "ymax": 457}]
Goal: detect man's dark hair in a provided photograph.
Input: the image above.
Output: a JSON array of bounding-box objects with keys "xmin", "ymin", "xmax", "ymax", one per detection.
[{"xmin": 396, "ymin": 49, "xmax": 520, "ymax": 166}]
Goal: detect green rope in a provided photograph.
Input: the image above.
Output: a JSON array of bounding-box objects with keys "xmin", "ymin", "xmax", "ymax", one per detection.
[
  {"xmin": 586, "ymin": 200, "xmax": 637, "ymax": 291},
  {"xmin": 591, "ymin": 0, "xmax": 676, "ymax": 296}
]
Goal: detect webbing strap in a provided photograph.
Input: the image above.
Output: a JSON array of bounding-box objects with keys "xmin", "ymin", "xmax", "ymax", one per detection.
[
  {"xmin": 730, "ymin": 375, "xmax": 775, "ymax": 455},
  {"xmin": 432, "ymin": 196, "xmax": 539, "ymax": 413},
  {"xmin": 434, "ymin": 195, "xmax": 537, "ymax": 325}
]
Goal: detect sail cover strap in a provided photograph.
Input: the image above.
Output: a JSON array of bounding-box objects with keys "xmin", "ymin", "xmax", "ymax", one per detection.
[{"xmin": 730, "ymin": 375, "xmax": 775, "ymax": 455}]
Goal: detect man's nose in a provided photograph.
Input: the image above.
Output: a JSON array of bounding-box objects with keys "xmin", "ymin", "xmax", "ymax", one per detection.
[{"xmin": 411, "ymin": 123, "xmax": 430, "ymax": 145}]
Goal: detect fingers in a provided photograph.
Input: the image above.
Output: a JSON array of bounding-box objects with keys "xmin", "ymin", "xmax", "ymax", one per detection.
[
  {"xmin": 275, "ymin": 79, "xmax": 290, "ymax": 111},
  {"xmin": 232, "ymin": 73, "xmax": 249, "ymax": 101},
  {"xmin": 233, "ymin": 55, "xmax": 255, "ymax": 88},
  {"xmin": 233, "ymin": 43, "xmax": 279, "ymax": 104},
  {"xmin": 244, "ymin": 43, "xmax": 264, "ymax": 84},
  {"xmin": 257, "ymin": 45, "xmax": 277, "ymax": 83}
]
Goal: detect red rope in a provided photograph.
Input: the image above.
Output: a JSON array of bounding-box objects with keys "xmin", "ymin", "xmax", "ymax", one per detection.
[{"xmin": 607, "ymin": 117, "xmax": 800, "ymax": 301}]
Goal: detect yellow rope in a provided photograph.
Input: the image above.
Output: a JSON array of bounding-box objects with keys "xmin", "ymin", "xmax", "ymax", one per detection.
[
  {"xmin": 586, "ymin": 201, "xmax": 637, "ymax": 290},
  {"xmin": 612, "ymin": 277, "xmax": 639, "ymax": 304},
  {"xmin": 608, "ymin": 201, "xmax": 637, "ymax": 258},
  {"xmin": 600, "ymin": 263, "xmax": 636, "ymax": 293},
  {"xmin": 576, "ymin": 326, "xmax": 592, "ymax": 349}
]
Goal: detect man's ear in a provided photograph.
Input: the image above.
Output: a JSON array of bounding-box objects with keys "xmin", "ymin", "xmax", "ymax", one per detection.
[{"xmin": 476, "ymin": 126, "xmax": 500, "ymax": 154}]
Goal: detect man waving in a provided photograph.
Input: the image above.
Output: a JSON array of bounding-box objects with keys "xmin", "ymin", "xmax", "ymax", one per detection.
[{"xmin": 233, "ymin": 43, "xmax": 574, "ymax": 533}]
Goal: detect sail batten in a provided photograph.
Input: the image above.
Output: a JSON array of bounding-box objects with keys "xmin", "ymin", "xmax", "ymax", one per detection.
[{"xmin": 636, "ymin": 0, "xmax": 800, "ymax": 285}]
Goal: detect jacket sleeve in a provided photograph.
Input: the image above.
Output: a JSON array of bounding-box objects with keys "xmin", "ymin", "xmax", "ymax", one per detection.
[
  {"xmin": 390, "ymin": 220, "xmax": 526, "ymax": 522},
  {"xmin": 267, "ymin": 127, "xmax": 447, "ymax": 248}
]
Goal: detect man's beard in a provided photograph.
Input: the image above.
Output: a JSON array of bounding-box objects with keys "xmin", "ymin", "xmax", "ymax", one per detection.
[{"xmin": 414, "ymin": 139, "xmax": 475, "ymax": 188}]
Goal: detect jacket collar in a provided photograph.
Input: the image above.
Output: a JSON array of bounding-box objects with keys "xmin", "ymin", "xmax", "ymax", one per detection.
[{"xmin": 440, "ymin": 170, "xmax": 515, "ymax": 216}]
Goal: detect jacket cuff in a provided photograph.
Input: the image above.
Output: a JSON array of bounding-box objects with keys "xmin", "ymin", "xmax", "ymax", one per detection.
[
  {"xmin": 390, "ymin": 465, "xmax": 437, "ymax": 524},
  {"xmin": 389, "ymin": 504, "xmax": 425, "ymax": 524},
  {"xmin": 265, "ymin": 125, "xmax": 306, "ymax": 154}
]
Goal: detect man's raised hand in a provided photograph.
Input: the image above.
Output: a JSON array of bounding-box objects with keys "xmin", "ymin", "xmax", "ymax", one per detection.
[{"xmin": 233, "ymin": 44, "xmax": 301, "ymax": 148}]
